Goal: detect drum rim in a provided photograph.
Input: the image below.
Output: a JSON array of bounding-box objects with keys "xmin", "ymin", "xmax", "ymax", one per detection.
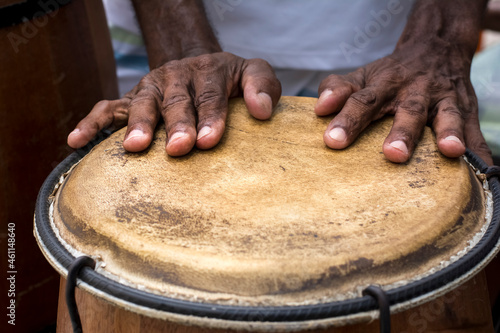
[{"xmin": 34, "ymin": 129, "xmax": 500, "ymax": 325}]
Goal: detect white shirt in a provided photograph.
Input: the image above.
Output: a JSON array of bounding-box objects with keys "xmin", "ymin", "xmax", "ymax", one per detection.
[
  {"xmin": 203, "ymin": 0, "xmax": 415, "ymax": 71},
  {"xmin": 104, "ymin": 0, "xmax": 416, "ymax": 95}
]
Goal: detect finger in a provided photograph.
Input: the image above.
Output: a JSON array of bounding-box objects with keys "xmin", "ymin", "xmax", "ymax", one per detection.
[
  {"xmin": 123, "ymin": 85, "xmax": 162, "ymax": 152},
  {"xmin": 67, "ymin": 99, "xmax": 129, "ymax": 149},
  {"xmin": 464, "ymin": 114, "xmax": 493, "ymax": 166},
  {"xmin": 161, "ymin": 82, "xmax": 197, "ymax": 156},
  {"xmin": 241, "ymin": 58, "xmax": 281, "ymax": 120},
  {"xmin": 462, "ymin": 87, "xmax": 493, "ymax": 165},
  {"xmin": 192, "ymin": 71, "xmax": 229, "ymax": 150},
  {"xmin": 382, "ymin": 95, "xmax": 429, "ymax": 163},
  {"xmin": 323, "ymin": 86, "xmax": 387, "ymax": 150},
  {"xmin": 315, "ymin": 68, "xmax": 365, "ymax": 116},
  {"xmin": 431, "ymin": 97, "xmax": 467, "ymax": 158}
]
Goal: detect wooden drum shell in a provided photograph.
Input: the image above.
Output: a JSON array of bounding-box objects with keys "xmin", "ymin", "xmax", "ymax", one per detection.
[
  {"xmin": 35, "ymin": 97, "xmax": 498, "ymax": 332},
  {"xmin": 55, "ymin": 272, "xmax": 493, "ymax": 333}
]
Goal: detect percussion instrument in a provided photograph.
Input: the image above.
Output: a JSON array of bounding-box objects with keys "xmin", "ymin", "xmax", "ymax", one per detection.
[{"xmin": 34, "ymin": 97, "xmax": 498, "ymax": 332}]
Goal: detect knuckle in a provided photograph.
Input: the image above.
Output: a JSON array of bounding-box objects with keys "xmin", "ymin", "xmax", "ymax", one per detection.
[
  {"xmin": 162, "ymin": 94, "xmax": 191, "ymax": 112},
  {"xmin": 339, "ymin": 112, "xmax": 363, "ymax": 133},
  {"xmin": 198, "ymin": 110, "xmax": 223, "ymax": 124},
  {"xmin": 399, "ymin": 99, "xmax": 427, "ymax": 118},
  {"xmin": 164, "ymin": 59, "xmax": 181, "ymax": 68},
  {"xmin": 249, "ymin": 58, "xmax": 272, "ymax": 70},
  {"xmin": 466, "ymin": 128, "xmax": 490, "ymax": 152},
  {"xmin": 350, "ymin": 89, "xmax": 377, "ymax": 107},
  {"xmin": 471, "ymin": 141, "xmax": 492, "ymax": 157},
  {"xmin": 478, "ymin": 143, "xmax": 492, "ymax": 155},
  {"xmin": 327, "ymin": 73, "xmax": 342, "ymax": 81},
  {"xmin": 87, "ymin": 121, "xmax": 102, "ymax": 133},
  {"xmin": 463, "ymin": 99, "xmax": 478, "ymax": 117},
  {"xmin": 129, "ymin": 93, "xmax": 157, "ymax": 108},
  {"xmin": 476, "ymin": 141, "xmax": 491, "ymax": 152},
  {"xmin": 319, "ymin": 76, "xmax": 357, "ymax": 96},
  {"xmin": 131, "ymin": 116, "xmax": 156, "ymax": 128},
  {"xmin": 162, "ymin": 60, "xmax": 184, "ymax": 74},
  {"xmin": 166, "ymin": 119, "xmax": 194, "ymax": 133},
  {"xmin": 255, "ymin": 76, "xmax": 281, "ymax": 93},
  {"xmin": 94, "ymin": 99, "xmax": 112, "ymax": 110},
  {"xmin": 439, "ymin": 106, "xmax": 464, "ymax": 119},
  {"xmin": 137, "ymin": 72, "xmax": 163, "ymax": 90},
  {"xmin": 136, "ymin": 85, "xmax": 163, "ymax": 103},
  {"xmin": 194, "ymin": 90, "xmax": 223, "ymax": 110},
  {"xmin": 191, "ymin": 54, "xmax": 217, "ymax": 71},
  {"xmin": 391, "ymin": 126, "xmax": 420, "ymax": 147},
  {"xmin": 320, "ymin": 74, "xmax": 345, "ymax": 89},
  {"xmin": 348, "ymin": 67, "xmax": 367, "ymax": 86}
]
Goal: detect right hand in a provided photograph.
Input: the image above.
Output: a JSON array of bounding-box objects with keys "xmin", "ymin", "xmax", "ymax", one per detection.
[{"xmin": 67, "ymin": 52, "xmax": 282, "ymax": 156}]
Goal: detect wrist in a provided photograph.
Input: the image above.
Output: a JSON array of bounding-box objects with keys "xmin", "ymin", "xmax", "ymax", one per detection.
[
  {"xmin": 132, "ymin": 0, "xmax": 222, "ymax": 69},
  {"xmin": 147, "ymin": 43, "xmax": 222, "ymax": 69},
  {"xmin": 395, "ymin": 0, "xmax": 487, "ymax": 60},
  {"xmin": 181, "ymin": 44, "xmax": 223, "ymax": 59}
]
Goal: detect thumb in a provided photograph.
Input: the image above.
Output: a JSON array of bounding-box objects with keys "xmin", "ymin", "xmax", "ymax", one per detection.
[{"xmin": 240, "ymin": 58, "xmax": 281, "ymax": 120}]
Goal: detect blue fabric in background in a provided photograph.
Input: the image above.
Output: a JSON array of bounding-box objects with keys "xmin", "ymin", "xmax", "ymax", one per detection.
[{"xmin": 471, "ymin": 43, "xmax": 500, "ymax": 158}]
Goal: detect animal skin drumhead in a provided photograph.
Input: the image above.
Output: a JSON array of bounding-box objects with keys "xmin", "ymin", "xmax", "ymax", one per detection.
[{"xmin": 51, "ymin": 96, "xmax": 485, "ymax": 307}]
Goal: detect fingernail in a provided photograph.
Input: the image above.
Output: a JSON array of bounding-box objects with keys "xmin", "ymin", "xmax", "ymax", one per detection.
[
  {"xmin": 318, "ymin": 90, "xmax": 333, "ymax": 104},
  {"xmin": 69, "ymin": 128, "xmax": 80, "ymax": 136},
  {"xmin": 168, "ymin": 132, "xmax": 188, "ymax": 144},
  {"xmin": 328, "ymin": 127, "xmax": 346, "ymax": 142},
  {"xmin": 389, "ymin": 140, "xmax": 409, "ymax": 155},
  {"xmin": 257, "ymin": 92, "xmax": 272, "ymax": 110},
  {"xmin": 125, "ymin": 129, "xmax": 144, "ymax": 142},
  {"xmin": 197, "ymin": 126, "xmax": 212, "ymax": 140},
  {"xmin": 443, "ymin": 135, "xmax": 463, "ymax": 145}
]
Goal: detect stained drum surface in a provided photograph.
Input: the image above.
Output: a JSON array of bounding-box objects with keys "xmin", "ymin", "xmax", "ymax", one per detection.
[{"xmin": 53, "ymin": 97, "xmax": 485, "ymax": 306}]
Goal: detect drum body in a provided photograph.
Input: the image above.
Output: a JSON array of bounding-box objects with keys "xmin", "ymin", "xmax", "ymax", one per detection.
[
  {"xmin": 35, "ymin": 97, "xmax": 498, "ymax": 332},
  {"xmin": 0, "ymin": 1, "xmax": 118, "ymax": 331}
]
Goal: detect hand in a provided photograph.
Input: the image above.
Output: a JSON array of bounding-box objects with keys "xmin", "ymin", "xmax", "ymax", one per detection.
[
  {"xmin": 68, "ymin": 52, "xmax": 281, "ymax": 156},
  {"xmin": 315, "ymin": 0, "xmax": 492, "ymax": 165},
  {"xmin": 315, "ymin": 46, "xmax": 492, "ymax": 165}
]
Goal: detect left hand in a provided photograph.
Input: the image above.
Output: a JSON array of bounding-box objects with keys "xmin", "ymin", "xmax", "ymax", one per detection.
[
  {"xmin": 315, "ymin": 44, "xmax": 492, "ymax": 165},
  {"xmin": 67, "ymin": 53, "xmax": 281, "ymax": 156}
]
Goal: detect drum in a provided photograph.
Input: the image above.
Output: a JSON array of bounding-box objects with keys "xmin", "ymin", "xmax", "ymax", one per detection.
[{"xmin": 34, "ymin": 97, "xmax": 499, "ymax": 332}]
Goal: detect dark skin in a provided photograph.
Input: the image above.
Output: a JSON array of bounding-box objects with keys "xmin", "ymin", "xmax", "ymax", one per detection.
[
  {"xmin": 484, "ymin": 0, "xmax": 500, "ymax": 31},
  {"xmin": 68, "ymin": 0, "xmax": 493, "ymax": 165},
  {"xmin": 316, "ymin": 0, "xmax": 492, "ymax": 164},
  {"xmin": 68, "ymin": 0, "xmax": 281, "ymax": 156}
]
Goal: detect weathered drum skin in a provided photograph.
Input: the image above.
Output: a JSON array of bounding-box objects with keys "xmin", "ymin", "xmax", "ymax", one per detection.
[{"xmin": 39, "ymin": 97, "xmax": 495, "ymax": 332}]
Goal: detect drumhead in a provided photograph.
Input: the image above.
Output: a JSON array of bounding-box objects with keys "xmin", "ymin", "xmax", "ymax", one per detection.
[{"xmin": 34, "ymin": 97, "xmax": 500, "ymax": 331}]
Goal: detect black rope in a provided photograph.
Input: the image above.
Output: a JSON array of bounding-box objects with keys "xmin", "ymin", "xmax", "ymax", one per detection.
[
  {"xmin": 66, "ymin": 256, "xmax": 96, "ymax": 333},
  {"xmin": 363, "ymin": 285, "xmax": 391, "ymax": 333},
  {"xmin": 485, "ymin": 166, "xmax": 500, "ymax": 180}
]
